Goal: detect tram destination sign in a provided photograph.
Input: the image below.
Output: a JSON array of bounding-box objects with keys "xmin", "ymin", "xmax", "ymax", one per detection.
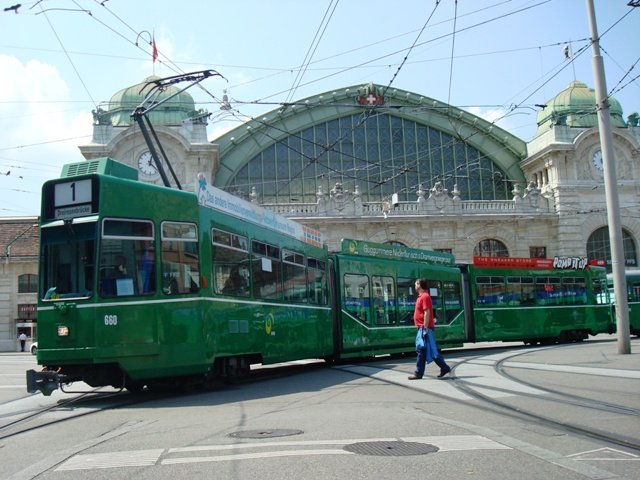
[
  {"xmin": 342, "ymin": 239, "xmax": 455, "ymax": 266},
  {"xmin": 50, "ymin": 179, "xmax": 95, "ymax": 220}
]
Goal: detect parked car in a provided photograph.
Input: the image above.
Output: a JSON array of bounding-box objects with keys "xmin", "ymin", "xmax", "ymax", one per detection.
[{"xmin": 30, "ymin": 342, "xmax": 37, "ymax": 355}]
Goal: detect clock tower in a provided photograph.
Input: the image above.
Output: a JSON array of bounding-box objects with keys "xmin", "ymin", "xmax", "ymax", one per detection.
[
  {"xmin": 79, "ymin": 76, "xmax": 219, "ymax": 190},
  {"xmin": 521, "ymin": 80, "xmax": 640, "ymax": 258}
]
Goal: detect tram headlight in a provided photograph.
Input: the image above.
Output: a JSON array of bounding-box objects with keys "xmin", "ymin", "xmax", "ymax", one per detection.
[{"xmin": 57, "ymin": 325, "xmax": 69, "ymax": 337}]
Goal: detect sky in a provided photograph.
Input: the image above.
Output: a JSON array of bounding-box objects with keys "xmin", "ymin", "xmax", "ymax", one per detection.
[{"xmin": 0, "ymin": 0, "xmax": 638, "ymax": 216}]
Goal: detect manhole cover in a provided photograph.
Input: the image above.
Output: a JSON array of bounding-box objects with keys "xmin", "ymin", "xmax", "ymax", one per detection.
[
  {"xmin": 229, "ymin": 429, "xmax": 304, "ymax": 439},
  {"xmin": 344, "ymin": 441, "xmax": 439, "ymax": 456}
]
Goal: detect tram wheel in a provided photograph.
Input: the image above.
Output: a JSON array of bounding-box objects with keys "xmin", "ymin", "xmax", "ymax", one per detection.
[{"xmin": 124, "ymin": 378, "xmax": 145, "ymax": 393}]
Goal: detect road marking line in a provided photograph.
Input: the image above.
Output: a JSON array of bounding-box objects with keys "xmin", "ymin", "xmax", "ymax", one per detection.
[
  {"xmin": 339, "ymin": 364, "xmax": 474, "ymax": 400},
  {"xmin": 56, "ymin": 449, "xmax": 164, "ymax": 471},
  {"xmin": 457, "ymin": 361, "xmax": 548, "ymax": 397},
  {"xmin": 54, "ymin": 435, "xmax": 512, "ymax": 470},
  {"xmin": 162, "ymin": 449, "xmax": 352, "ymax": 465},
  {"xmin": 502, "ymin": 361, "xmax": 640, "ymax": 379}
]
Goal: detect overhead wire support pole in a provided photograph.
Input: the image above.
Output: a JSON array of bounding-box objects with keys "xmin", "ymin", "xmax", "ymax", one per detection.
[
  {"xmin": 145, "ymin": 115, "xmax": 182, "ymax": 190},
  {"xmin": 585, "ymin": 0, "xmax": 631, "ymax": 354},
  {"xmin": 130, "ymin": 70, "xmax": 226, "ymax": 189},
  {"xmin": 131, "ymin": 107, "xmax": 172, "ymax": 187}
]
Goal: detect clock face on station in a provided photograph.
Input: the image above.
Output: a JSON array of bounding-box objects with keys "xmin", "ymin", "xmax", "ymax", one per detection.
[
  {"xmin": 592, "ymin": 150, "xmax": 604, "ymax": 172},
  {"xmin": 137, "ymin": 151, "xmax": 159, "ymax": 177}
]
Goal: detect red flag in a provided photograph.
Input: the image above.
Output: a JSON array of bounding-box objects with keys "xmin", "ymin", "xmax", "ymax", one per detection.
[{"xmin": 152, "ymin": 37, "xmax": 158, "ymax": 63}]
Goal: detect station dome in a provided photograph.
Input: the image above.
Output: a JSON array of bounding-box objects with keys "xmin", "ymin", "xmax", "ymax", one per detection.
[
  {"xmin": 535, "ymin": 80, "xmax": 626, "ymax": 136},
  {"xmin": 106, "ymin": 76, "xmax": 198, "ymax": 127}
]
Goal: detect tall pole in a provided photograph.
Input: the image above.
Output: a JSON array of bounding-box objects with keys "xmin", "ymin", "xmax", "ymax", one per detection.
[{"xmin": 585, "ymin": 0, "xmax": 631, "ymax": 354}]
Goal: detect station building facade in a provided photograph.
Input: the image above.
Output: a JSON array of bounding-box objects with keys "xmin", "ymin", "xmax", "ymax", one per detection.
[
  {"xmin": 81, "ymin": 77, "xmax": 640, "ymax": 266},
  {"xmin": 1, "ymin": 77, "xmax": 638, "ymax": 350}
]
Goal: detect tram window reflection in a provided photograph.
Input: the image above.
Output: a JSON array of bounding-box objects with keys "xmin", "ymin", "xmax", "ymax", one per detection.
[
  {"xmin": 307, "ymin": 257, "xmax": 328, "ymax": 305},
  {"xmin": 161, "ymin": 221, "xmax": 200, "ymax": 295},
  {"xmin": 99, "ymin": 218, "xmax": 155, "ymax": 298},
  {"xmin": 506, "ymin": 276, "xmax": 535, "ymax": 305},
  {"xmin": 397, "ymin": 277, "xmax": 415, "ymax": 325},
  {"xmin": 372, "ymin": 276, "xmax": 396, "ymax": 325},
  {"xmin": 283, "ymin": 250, "xmax": 306, "ymax": 303},
  {"xmin": 344, "ymin": 273, "xmax": 370, "ymax": 324},
  {"xmin": 475, "ymin": 276, "xmax": 505, "ymax": 306}
]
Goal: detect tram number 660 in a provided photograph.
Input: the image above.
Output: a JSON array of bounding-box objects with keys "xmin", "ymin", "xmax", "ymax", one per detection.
[{"xmin": 104, "ymin": 315, "xmax": 118, "ymax": 326}]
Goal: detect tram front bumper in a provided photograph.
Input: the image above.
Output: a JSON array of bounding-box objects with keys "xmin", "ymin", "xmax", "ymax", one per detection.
[{"xmin": 26, "ymin": 369, "xmax": 60, "ymax": 396}]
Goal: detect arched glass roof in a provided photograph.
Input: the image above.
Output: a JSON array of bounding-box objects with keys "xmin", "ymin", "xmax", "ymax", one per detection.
[{"xmin": 213, "ymin": 83, "xmax": 527, "ymax": 203}]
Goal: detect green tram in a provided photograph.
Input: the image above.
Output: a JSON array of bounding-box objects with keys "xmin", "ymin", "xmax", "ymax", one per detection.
[
  {"xmin": 27, "ymin": 157, "xmax": 615, "ymax": 395},
  {"xmin": 331, "ymin": 240, "xmax": 464, "ymax": 358},
  {"xmin": 29, "ymin": 158, "xmax": 333, "ymax": 394},
  {"xmin": 464, "ymin": 256, "xmax": 613, "ymax": 344},
  {"xmin": 606, "ymin": 270, "xmax": 640, "ymax": 336}
]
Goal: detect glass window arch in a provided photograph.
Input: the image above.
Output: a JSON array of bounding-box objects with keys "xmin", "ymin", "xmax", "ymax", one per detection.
[
  {"xmin": 587, "ymin": 227, "xmax": 638, "ymax": 272},
  {"xmin": 225, "ymin": 113, "xmax": 509, "ymax": 204},
  {"xmin": 474, "ymin": 239, "xmax": 509, "ymax": 257}
]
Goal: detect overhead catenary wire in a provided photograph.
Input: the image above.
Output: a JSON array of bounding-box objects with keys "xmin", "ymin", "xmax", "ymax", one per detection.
[
  {"xmin": 38, "ymin": 3, "xmax": 98, "ymax": 111},
  {"xmin": 257, "ymin": 0, "xmax": 445, "ymax": 199},
  {"xmin": 1, "ymin": 0, "xmax": 638, "ymax": 214},
  {"xmin": 214, "ymin": 1, "xmax": 598, "ymax": 201},
  {"xmin": 284, "ymin": 0, "xmax": 340, "ymax": 105}
]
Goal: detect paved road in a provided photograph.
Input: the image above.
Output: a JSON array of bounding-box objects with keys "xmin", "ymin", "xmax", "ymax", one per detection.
[{"xmin": 1, "ymin": 337, "xmax": 639, "ymax": 480}]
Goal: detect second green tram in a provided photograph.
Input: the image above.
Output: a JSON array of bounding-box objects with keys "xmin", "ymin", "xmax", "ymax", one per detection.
[
  {"xmin": 464, "ymin": 257, "xmax": 613, "ymax": 344},
  {"xmin": 607, "ymin": 270, "xmax": 640, "ymax": 337}
]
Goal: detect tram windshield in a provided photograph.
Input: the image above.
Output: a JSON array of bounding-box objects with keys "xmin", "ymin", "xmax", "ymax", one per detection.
[{"xmin": 41, "ymin": 222, "xmax": 96, "ymax": 300}]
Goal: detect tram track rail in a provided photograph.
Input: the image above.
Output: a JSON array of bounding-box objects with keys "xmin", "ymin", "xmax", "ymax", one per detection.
[
  {"xmin": 4, "ymin": 342, "xmax": 636, "ymax": 454},
  {"xmin": 494, "ymin": 350, "xmax": 640, "ymax": 417},
  {"xmin": 445, "ymin": 345, "xmax": 640, "ymax": 453},
  {"xmin": 0, "ymin": 360, "xmax": 327, "ymax": 443},
  {"xmin": 335, "ymin": 342, "xmax": 640, "ymax": 453},
  {"xmin": 0, "ymin": 389, "xmax": 162, "ymax": 442}
]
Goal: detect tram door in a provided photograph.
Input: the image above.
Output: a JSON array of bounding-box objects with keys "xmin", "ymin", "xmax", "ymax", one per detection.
[{"xmin": 426, "ymin": 279, "xmax": 464, "ymax": 328}]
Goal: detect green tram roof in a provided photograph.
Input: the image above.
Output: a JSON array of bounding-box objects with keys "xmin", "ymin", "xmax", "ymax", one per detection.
[
  {"xmin": 52, "ymin": 158, "xmax": 324, "ymax": 248},
  {"xmin": 60, "ymin": 157, "xmax": 138, "ymax": 180}
]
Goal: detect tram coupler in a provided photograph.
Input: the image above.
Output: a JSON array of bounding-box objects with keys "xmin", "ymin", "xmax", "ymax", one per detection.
[{"xmin": 26, "ymin": 369, "xmax": 60, "ymax": 396}]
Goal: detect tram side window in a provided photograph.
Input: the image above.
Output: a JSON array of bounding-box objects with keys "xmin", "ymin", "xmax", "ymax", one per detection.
[
  {"xmin": 561, "ymin": 277, "xmax": 587, "ymax": 305},
  {"xmin": 344, "ymin": 273, "xmax": 370, "ymax": 323},
  {"xmin": 475, "ymin": 276, "xmax": 505, "ymax": 306},
  {"xmin": 308, "ymin": 257, "xmax": 328, "ymax": 305},
  {"xmin": 506, "ymin": 276, "xmax": 535, "ymax": 305},
  {"xmin": 100, "ymin": 218, "xmax": 155, "ymax": 298},
  {"xmin": 397, "ymin": 277, "xmax": 415, "ymax": 325},
  {"xmin": 372, "ymin": 276, "xmax": 396, "ymax": 325},
  {"xmin": 212, "ymin": 229, "xmax": 249, "ymax": 297},
  {"xmin": 593, "ymin": 277, "xmax": 609, "ymax": 304},
  {"xmin": 283, "ymin": 250, "xmax": 306, "ymax": 302},
  {"xmin": 442, "ymin": 280, "xmax": 463, "ymax": 323},
  {"xmin": 252, "ymin": 241, "xmax": 281, "ymax": 299},
  {"xmin": 534, "ymin": 276, "xmax": 561, "ymax": 305},
  {"xmin": 631, "ymin": 282, "xmax": 640, "ymax": 302},
  {"xmin": 426, "ymin": 279, "xmax": 443, "ymax": 321},
  {"xmin": 161, "ymin": 222, "xmax": 200, "ymax": 295}
]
